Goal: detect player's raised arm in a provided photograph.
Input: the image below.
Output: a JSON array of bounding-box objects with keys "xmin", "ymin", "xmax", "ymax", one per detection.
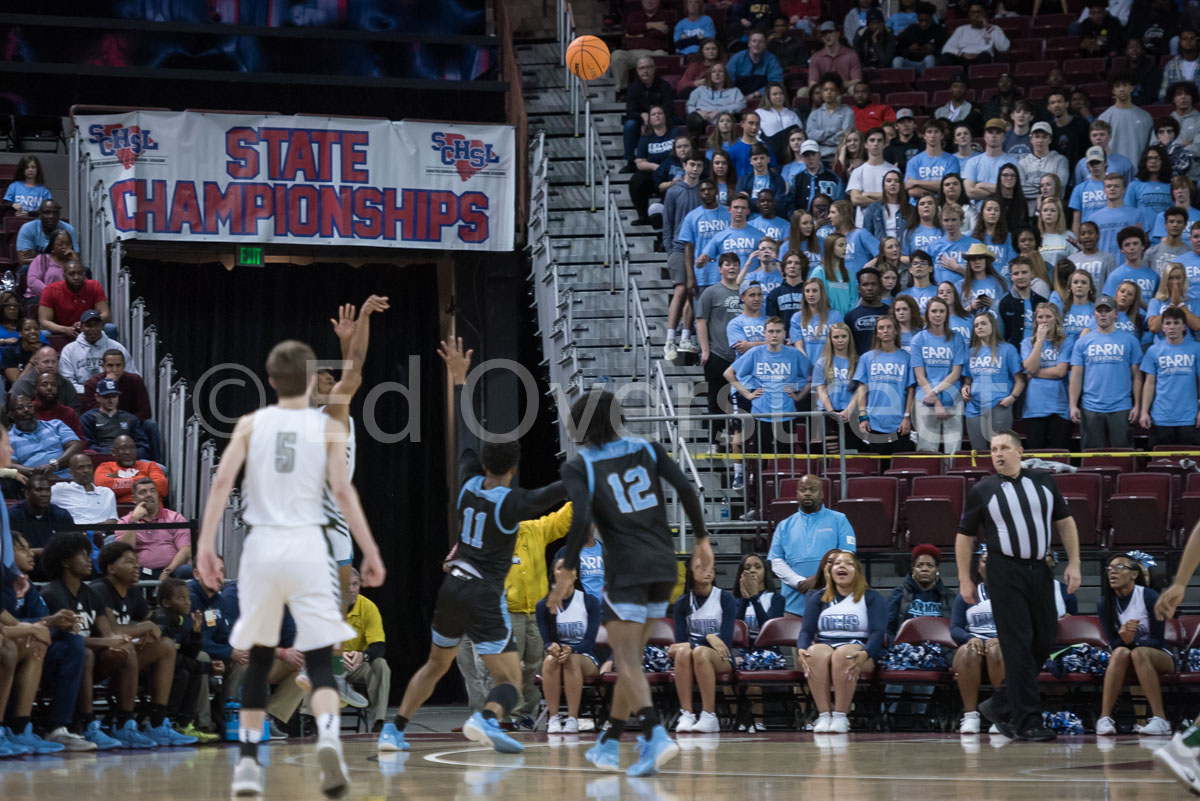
[
  {"xmin": 326, "ymin": 295, "xmax": 389, "ymax": 421},
  {"xmin": 325, "ymin": 416, "xmax": 385, "ymax": 587},
  {"xmin": 196, "ymin": 414, "xmax": 253, "ymax": 590},
  {"xmin": 439, "ymin": 337, "xmax": 486, "ymax": 488}
]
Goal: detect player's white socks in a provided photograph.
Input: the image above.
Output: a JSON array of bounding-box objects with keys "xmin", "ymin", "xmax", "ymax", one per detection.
[
  {"xmin": 239, "ymin": 727, "xmax": 264, "ymax": 744},
  {"xmin": 679, "ymin": 330, "xmax": 691, "ymax": 343},
  {"xmin": 666, "ymin": 328, "xmax": 676, "ymax": 343},
  {"xmin": 317, "ymin": 713, "xmax": 340, "ymax": 739}
]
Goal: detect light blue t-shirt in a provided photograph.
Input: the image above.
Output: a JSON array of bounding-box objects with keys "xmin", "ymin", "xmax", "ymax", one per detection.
[
  {"xmin": 1125, "ymin": 180, "xmax": 1172, "ymax": 230},
  {"xmin": 843, "ymin": 228, "xmax": 881, "ymax": 273},
  {"xmin": 743, "ymin": 267, "xmax": 784, "ymax": 296},
  {"xmin": 852, "ymin": 348, "xmax": 914, "ymax": 433},
  {"xmin": 1146, "ymin": 298, "xmax": 1200, "ymax": 343},
  {"xmin": 904, "ymin": 224, "xmax": 944, "ymax": 257},
  {"xmin": 899, "ymin": 284, "xmax": 938, "ymax": 314},
  {"xmin": 963, "ymin": 342, "xmax": 1022, "ymax": 417},
  {"xmin": 1174, "ymin": 252, "xmax": 1200, "ymax": 304},
  {"xmin": 931, "ymin": 235, "xmax": 982, "ymax": 284},
  {"xmin": 948, "ymin": 314, "xmax": 973, "ymax": 341},
  {"xmin": 1090, "ymin": 206, "xmax": 1144, "ymax": 255},
  {"xmin": 1150, "ymin": 208, "xmax": 1200, "ymax": 243},
  {"xmin": 15, "ymin": 219, "xmax": 78, "ymax": 255},
  {"xmin": 905, "ymin": 152, "xmax": 959, "ymax": 185},
  {"xmin": 673, "ymin": 15, "xmax": 716, "ymax": 54},
  {"xmin": 1140, "ymin": 338, "xmax": 1200, "ymax": 426},
  {"xmin": 962, "ymin": 152, "xmax": 1018, "ymax": 207},
  {"xmin": 726, "ymin": 312, "xmax": 767, "ymax": 347},
  {"xmin": 749, "ymin": 214, "xmax": 788, "ymax": 242},
  {"xmin": 678, "ymin": 205, "xmax": 732, "ymax": 287},
  {"xmin": 1103, "ymin": 263, "xmax": 1160, "ymax": 300},
  {"xmin": 955, "ymin": 275, "xmax": 1007, "ymax": 309},
  {"xmin": 702, "ymin": 224, "xmax": 766, "ymax": 273},
  {"xmin": 1021, "ymin": 335, "xmax": 1075, "ymax": 420},
  {"xmin": 788, "ymin": 308, "xmax": 844, "ymax": 367},
  {"xmin": 1058, "ymin": 301, "xmax": 1095, "ymax": 338},
  {"xmin": 9, "ymin": 419, "xmax": 77, "ymax": 479},
  {"xmin": 1072, "ymin": 151, "xmax": 1134, "ymax": 187},
  {"xmin": 1070, "ymin": 329, "xmax": 1142, "ymax": 412},
  {"xmin": 733, "ymin": 345, "xmax": 812, "ymax": 414},
  {"xmin": 910, "ymin": 330, "xmax": 967, "ymax": 405},
  {"xmin": 813, "ymin": 355, "xmax": 854, "ymax": 411},
  {"xmin": 577, "ymin": 541, "xmax": 605, "ymax": 599},
  {"xmin": 979, "ymin": 236, "xmax": 1017, "ymax": 277},
  {"xmin": 1068, "ymin": 178, "xmax": 1107, "ymax": 222},
  {"xmin": 3, "ymin": 183, "xmax": 52, "ymax": 214},
  {"xmin": 810, "ymin": 264, "xmax": 858, "ymax": 315}
]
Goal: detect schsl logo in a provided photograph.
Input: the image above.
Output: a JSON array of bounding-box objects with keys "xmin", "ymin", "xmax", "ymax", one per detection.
[
  {"xmin": 87, "ymin": 123, "xmax": 158, "ymax": 168},
  {"xmin": 430, "ymin": 132, "xmax": 500, "ymax": 181}
]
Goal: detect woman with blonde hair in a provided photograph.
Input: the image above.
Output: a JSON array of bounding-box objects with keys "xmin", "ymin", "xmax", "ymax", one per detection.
[
  {"xmin": 789, "ymin": 277, "xmax": 843, "ymax": 362},
  {"xmin": 1036, "ymin": 197, "xmax": 1078, "ymax": 266},
  {"xmin": 1146, "ymin": 263, "xmax": 1200, "ymax": 341},
  {"xmin": 686, "ymin": 63, "xmax": 746, "ymax": 136},
  {"xmin": 1058, "ymin": 269, "xmax": 1097, "ymax": 338},
  {"xmin": 827, "ymin": 198, "xmax": 880, "ymax": 273},
  {"xmin": 812, "ymin": 232, "xmax": 856, "ymax": 314},
  {"xmin": 783, "ymin": 209, "xmax": 822, "ymax": 262},
  {"xmin": 962, "ymin": 313, "xmax": 1025, "ymax": 451},
  {"xmin": 833, "ymin": 129, "xmax": 865, "ymax": 178},
  {"xmin": 911, "ymin": 296, "xmax": 967, "ymax": 453},
  {"xmin": 706, "ymin": 113, "xmax": 738, "ymax": 161},
  {"xmin": 796, "ymin": 551, "xmax": 886, "ymax": 733},
  {"xmin": 813, "ymin": 321, "xmax": 858, "ymax": 447},
  {"xmin": 848, "ymin": 315, "xmax": 915, "ymax": 454}
]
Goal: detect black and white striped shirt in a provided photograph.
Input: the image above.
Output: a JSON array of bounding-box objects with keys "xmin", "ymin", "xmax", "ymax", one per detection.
[{"xmin": 959, "ymin": 469, "xmax": 1070, "ymax": 561}]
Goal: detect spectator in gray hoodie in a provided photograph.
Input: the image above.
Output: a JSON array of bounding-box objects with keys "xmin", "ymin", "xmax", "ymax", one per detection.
[{"xmin": 58, "ymin": 310, "xmax": 135, "ymax": 393}]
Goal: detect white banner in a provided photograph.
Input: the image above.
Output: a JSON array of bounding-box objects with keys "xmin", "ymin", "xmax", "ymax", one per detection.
[{"xmin": 76, "ymin": 111, "xmax": 516, "ymax": 251}]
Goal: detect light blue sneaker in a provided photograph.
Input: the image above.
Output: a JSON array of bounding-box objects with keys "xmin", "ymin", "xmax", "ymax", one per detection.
[
  {"xmin": 462, "ymin": 712, "xmax": 524, "ymax": 754},
  {"xmin": 143, "ymin": 719, "xmax": 197, "ymax": 746},
  {"xmin": 83, "ymin": 720, "xmax": 123, "ymax": 750},
  {"xmin": 626, "ymin": 726, "xmax": 679, "ymax": 777},
  {"xmin": 9, "ymin": 723, "xmax": 65, "ymax": 754},
  {"xmin": 584, "ymin": 736, "xmax": 621, "ymax": 771},
  {"xmin": 377, "ymin": 723, "xmax": 408, "ymax": 752},
  {"xmin": 0, "ymin": 726, "xmax": 32, "ymax": 756},
  {"xmin": 112, "ymin": 719, "xmax": 158, "ymax": 749}
]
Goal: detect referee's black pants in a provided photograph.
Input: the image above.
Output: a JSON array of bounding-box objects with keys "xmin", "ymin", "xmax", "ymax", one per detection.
[{"xmin": 988, "ymin": 553, "xmax": 1056, "ymax": 734}]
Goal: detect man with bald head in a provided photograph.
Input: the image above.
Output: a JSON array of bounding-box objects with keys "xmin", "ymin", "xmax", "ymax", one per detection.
[
  {"xmin": 49, "ymin": 452, "xmax": 117, "ymax": 524},
  {"xmin": 767, "ymin": 475, "xmax": 857, "ymax": 616},
  {"xmin": 12, "ymin": 345, "xmax": 80, "ymax": 411},
  {"xmin": 94, "ymin": 434, "xmax": 168, "ymax": 503}
]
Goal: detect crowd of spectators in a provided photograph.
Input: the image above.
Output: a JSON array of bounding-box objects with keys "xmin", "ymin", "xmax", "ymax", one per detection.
[{"xmin": 612, "ymin": 0, "xmax": 1200, "ymax": 455}]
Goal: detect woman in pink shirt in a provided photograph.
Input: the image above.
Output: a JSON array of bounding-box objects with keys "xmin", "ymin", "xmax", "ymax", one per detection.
[{"xmin": 25, "ymin": 228, "xmax": 74, "ymax": 304}]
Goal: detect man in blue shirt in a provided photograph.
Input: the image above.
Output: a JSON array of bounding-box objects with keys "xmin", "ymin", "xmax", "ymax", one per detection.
[
  {"xmin": 904, "ymin": 120, "xmax": 960, "ymax": 199},
  {"xmin": 768, "ymin": 475, "xmax": 856, "ymax": 616},
  {"xmin": 1090, "ymin": 175, "xmax": 1144, "ymax": 256},
  {"xmin": 725, "ymin": 31, "xmax": 783, "ymax": 99},
  {"xmin": 16, "ymin": 200, "xmax": 79, "ymax": 267},
  {"xmin": 1138, "ymin": 306, "xmax": 1200, "ymax": 447},
  {"xmin": 1103, "ymin": 226, "xmax": 1159, "ymax": 303},
  {"xmin": 727, "ymin": 315, "xmax": 811, "ymax": 456},
  {"xmin": 899, "ymin": 250, "xmax": 938, "ymax": 313},
  {"xmin": 679, "ymin": 179, "xmax": 731, "ymax": 291},
  {"xmin": 1069, "ymin": 295, "xmax": 1143, "ymax": 449},
  {"xmin": 749, "ymin": 190, "xmax": 787, "ymax": 241},
  {"xmin": 1069, "ymin": 147, "xmax": 1111, "ymax": 235},
  {"xmin": 1071, "ymin": 120, "xmax": 1135, "ymax": 187},
  {"xmin": 698, "ymin": 195, "xmax": 765, "ymax": 276},
  {"xmin": 8, "ymin": 394, "xmax": 83, "ymax": 479},
  {"xmin": 963, "ymin": 119, "xmax": 1018, "ymax": 208}
]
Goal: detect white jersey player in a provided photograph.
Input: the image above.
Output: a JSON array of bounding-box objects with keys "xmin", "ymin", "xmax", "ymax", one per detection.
[{"xmin": 197, "ymin": 339, "xmax": 385, "ymax": 799}]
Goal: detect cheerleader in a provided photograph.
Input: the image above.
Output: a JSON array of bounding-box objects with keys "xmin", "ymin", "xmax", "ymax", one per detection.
[
  {"xmin": 796, "ymin": 551, "xmax": 886, "ymax": 733},
  {"xmin": 535, "ymin": 558, "xmax": 602, "ymax": 734},
  {"xmin": 670, "ymin": 560, "xmax": 738, "ymax": 733},
  {"xmin": 1095, "ymin": 552, "xmax": 1172, "ymax": 737},
  {"xmin": 734, "ymin": 553, "xmax": 785, "ymax": 734},
  {"xmin": 950, "ymin": 546, "xmax": 1003, "ymax": 734}
]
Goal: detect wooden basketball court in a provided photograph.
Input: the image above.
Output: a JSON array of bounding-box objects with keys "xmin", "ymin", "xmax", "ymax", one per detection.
[{"xmin": 0, "ymin": 730, "xmax": 1188, "ymax": 800}]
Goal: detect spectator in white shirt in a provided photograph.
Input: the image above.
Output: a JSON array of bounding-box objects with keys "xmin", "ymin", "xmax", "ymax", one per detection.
[
  {"xmin": 847, "ymin": 128, "xmax": 897, "ymax": 227},
  {"xmin": 49, "ymin": 452, "xmax": 118, "ymax": 525},
  {"xmin": 939, "ymin": 1, "xmax": 1010, "ymax": 67}
]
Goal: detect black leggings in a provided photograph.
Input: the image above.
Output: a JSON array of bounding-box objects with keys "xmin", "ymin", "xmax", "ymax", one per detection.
[
  {"xmin": 1022, "ymin": 415, "xmax": 1072, "ymax": 451},
  {"xmin": 628, "ymin": 170, "xmax": 659, "ymax": 220}
]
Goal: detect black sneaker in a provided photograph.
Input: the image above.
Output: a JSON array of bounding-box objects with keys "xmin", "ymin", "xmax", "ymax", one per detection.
[
  {"xmin": 1016, "ymin": 725, "xmax": 1057, "ymax": 742},
  {"xmin": 620, "ymin": 163, "xmax": 637, "ymax": 174},
  {"xmin": 978, "ymin": 697, "xmax": 1015, "ymax": 738}
]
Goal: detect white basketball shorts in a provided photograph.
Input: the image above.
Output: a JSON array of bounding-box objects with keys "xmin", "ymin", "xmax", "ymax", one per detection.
[{"xmin": 229, "ymin": 524, "xmax": 355, "ymax": 652}]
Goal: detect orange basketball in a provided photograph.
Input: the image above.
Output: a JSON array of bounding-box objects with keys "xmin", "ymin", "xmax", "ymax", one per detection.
[{"xmin": 567, "ymin": 35, "xmax": 610, "ymax": 81}]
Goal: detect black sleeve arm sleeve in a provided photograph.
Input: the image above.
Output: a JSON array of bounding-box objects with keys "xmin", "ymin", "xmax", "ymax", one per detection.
[
  {"xmin": 652, "ymin": 441, "xmax": 708, "ymax": 540},
  {"xmin": 557, "ymin": 460, "xmax": 596, "ymax": 574},
  {"xmin": 365, "ymin": 642, "xmax": 387, "ymax": 662},
  {"xmin": 499, "ymin": 481, "xmax": 568, "ymax": 531}
]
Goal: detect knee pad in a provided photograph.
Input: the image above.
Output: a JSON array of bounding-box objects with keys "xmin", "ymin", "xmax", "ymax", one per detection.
[
  {"xmin": 485, "ymin": 683, "xmax": 519, "ymax": 716},
  {"xmin": 303, "ymin": 646, "xmax": 336, "ymax": 691},
  {"xmin": 241, "ymin": 646, "xmax": 276, "ymax": 709}
]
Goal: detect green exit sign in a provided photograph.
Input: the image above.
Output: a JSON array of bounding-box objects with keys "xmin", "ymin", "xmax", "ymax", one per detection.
[{"xmin": 236, "ymin": 246, "xmax": 264, "ymax": 267}]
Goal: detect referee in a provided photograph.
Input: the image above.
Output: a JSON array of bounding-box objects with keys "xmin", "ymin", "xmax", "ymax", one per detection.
[{"xmin": 955, "ymin": 430, "xmax": 1081, "ymax": 741}]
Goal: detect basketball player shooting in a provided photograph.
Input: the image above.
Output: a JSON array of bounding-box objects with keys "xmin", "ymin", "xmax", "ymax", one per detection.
[{"xmin": 196, "ymin": 340, "xmax": 386, "ymax": 799}]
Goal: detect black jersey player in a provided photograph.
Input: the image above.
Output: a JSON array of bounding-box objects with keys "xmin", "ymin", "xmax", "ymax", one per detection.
[
  {"xmin": 548, "ymin": 389, "xmax": 713, "ymax": 777},
  {"xmin": 379, "ymin": 338, "xmax": 566, "ymax": 754}
]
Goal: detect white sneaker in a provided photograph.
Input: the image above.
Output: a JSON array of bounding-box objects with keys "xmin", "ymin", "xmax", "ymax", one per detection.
[
  {"xmin": 45, "ymin": 726, "xmax": 97, "ymax": 751},
  {"xmin": 295, "ymin": 670, "xmax": 312, "ymax": 693},
  {"xmin": 1096, "ymin": 716, "xmax": 1117, "ymax": 736},
  {"xmin": 1137, "ymin": 716, "xmax": 1172, "ymax": 736},
  {"xmin": 1154, "ymin": 734, "xmax": 1200, "ymax": 793},
  {"xmin": 677, "ymin": 338, "xmax": 698, "ymax": 353},
  {"xmin": 232, "ymin": 757, "xmax": 265, "ymax": 796},
  {"xmin": 316, "ymin": 736, "xmax": 350, "ymax": 798},
  {"xmin": 547, "ymin": 714, "xmax": 563, "ymax": 734},
  {"xmin": 988, "ymin": 724, "xmax": 1000, "ymax": 734},
  {"xmin": 578, "ymin": 718, "xmax": 595, "ymax": 732},
  {"xmin": 663, "ymin": 341, "xmax": 678, "ymax": 361},
  {"xmin": 693, "ymin": 712, "xmax": 720, "ymax": 733},
  {"xmin": 562, "ymin": 717, "xmax": 579, "ymax": 734},
  {"xmin": 960, "ymin": 712, "xmax": 981, "ymax": 735},
  {"xmin": 829, "ymin": 713, "xmax": 850, "ymax": 734},
  {"xmin": 675, "ymin": 711, "xmax": 696, "ymax": 733},
  {"xmin": 813, "ymin": 713, "xmax": 833, "ymax": 733}
]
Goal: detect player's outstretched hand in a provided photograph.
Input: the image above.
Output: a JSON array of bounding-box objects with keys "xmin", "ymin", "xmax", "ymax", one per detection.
[
  {"xmin": 331, "ymin": 303, "xmax": 357, "ymax": 341},
  {"xmin": 438, "ymin": 337, "xmax": 474, "ymax": 384},
  {"xmin": 360, "ymin": 551, "xmax": 387, "ymax": 588},
  {"xmin": 1157, "ymin": 583, "xmax": 1186, "ymax": 621},
  {"xmin": 362, "ymin": 295, "xmax": 390, "ymax": 315}
]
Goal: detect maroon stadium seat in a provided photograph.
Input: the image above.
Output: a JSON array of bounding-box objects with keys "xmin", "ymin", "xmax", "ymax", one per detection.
[
  {"xmin": 1109, "ymin": 472, "xmax": 1173, "ymax": 547},
  {"xmin": 1054, "ymin": 472, "xmax": 1103, "ymax": 547},
  {"xmin": 904, "ymin": 475, "xmax": 966, "ymax": 548}
]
